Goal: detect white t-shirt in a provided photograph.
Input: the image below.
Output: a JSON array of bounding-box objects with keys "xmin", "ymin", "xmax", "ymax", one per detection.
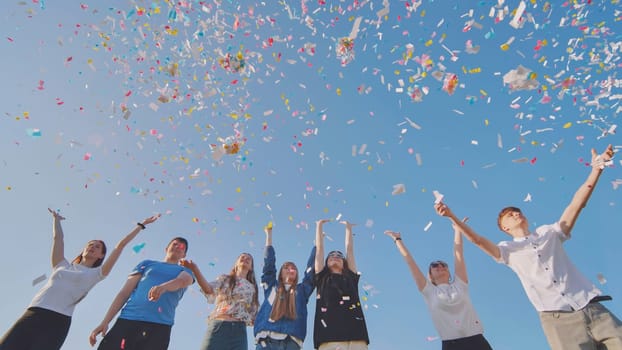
[
  {"xmin": 29, "ymin": 259, "xmax": 105, "ymax": 316},
  {"xmin": 497, "ymin": 222, "xmax": 600, "ymax": 312},
  {"xmin": 421, "ymin": 277, "xmax": 484, "ymax": 341}
]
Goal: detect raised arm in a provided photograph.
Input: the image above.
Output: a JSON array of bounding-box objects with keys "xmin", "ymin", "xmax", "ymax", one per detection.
[
  {"xmin": 262, "ymin": 225, "xmax": 277, "ymax": 292},
  {"xmin": 48, "ymin": 208, "xmax": 66, "ymax": 267},
  {"xmin": 559, "ymin": 145, "xmax": 614, "ymax": 236},
  {"xmin": 147, "ymin": 270, "xmax": 194, "ymax": 302},
  {"xmin": 435, "ymin": 202, "xmax": 501, "ymax": 260},
  {"xmin": 89, "ymin": 273, "xmax": 141, "ymax": 346},
  {"xmin": 453, "ymin": 218, "xmax": 469, "ymax": 284},
  {"xmin": 385, "ymin": 231, "xmax": 427, "ymax": 291},
  {"xmin": 341, "ymin": 221, "xmax": 357, "ymax": 273},
  {"xmin": 100, "ymin": 215, "xmax": 160, "ymax": 276},
  {"xmin": 314, "ymin": 219, "xmax": 330, "ymax": 272},
  {"xmin": 180, "ymin": 259, "xmax": 214, "ymax": 296}
]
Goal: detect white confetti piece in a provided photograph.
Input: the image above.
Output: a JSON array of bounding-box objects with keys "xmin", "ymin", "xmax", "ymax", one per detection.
[
  {"xmin": 32, "ymin": 274, "xmax": 47, "ymax": 286},
  {"xmin": 392, "ymin": 183, "xmax": 406, "ymax": 195},
  {"xmin": 523, "ymin": 193, "xmax": 532, "ymax": 202},
  {"xmin": 423, "ymin": 221, "xmax": 433, "ymax": 232},
  {"xmin": 509, "ymin": 1, "xmax": 526, "ymax": 29},
  {"xmin": 432, "ymin": 190, "xmax": 444, "ymax": 204},
  {"xmin": 597, "ymin": 273, "xmax": 607, "ymax": 285}
]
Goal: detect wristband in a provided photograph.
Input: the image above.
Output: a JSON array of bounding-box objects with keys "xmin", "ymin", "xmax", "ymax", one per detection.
[
  {"xmin": 137, "ymin": 222, "xmax": 146, "ymax": 230},
  {"xmin": 394, "ymin": 237, "xmax": 402, "ymax": 242}
]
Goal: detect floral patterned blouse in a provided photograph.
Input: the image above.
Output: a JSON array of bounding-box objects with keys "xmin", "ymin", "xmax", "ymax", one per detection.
[{"xmin": 206, "ymin": 274, "xmax": 258, "ymax": 326}]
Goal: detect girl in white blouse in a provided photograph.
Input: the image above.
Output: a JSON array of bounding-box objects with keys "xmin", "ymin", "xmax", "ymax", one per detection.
[{"xmin": 385, "ymin": 218, "xmax": 493, "ymax": 350}]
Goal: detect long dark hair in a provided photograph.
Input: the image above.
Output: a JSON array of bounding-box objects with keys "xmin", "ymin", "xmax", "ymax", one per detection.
[
  {"xmin": 224, "ymin": 253, "xmax": 259, "ymax": 311},
  {"xmin": 72, "ymin": 240, "xmax": 107, "ymax": 268},
  {"xmin": 269, "ymin": 262, "xmax": 298, "ymax": 321}
]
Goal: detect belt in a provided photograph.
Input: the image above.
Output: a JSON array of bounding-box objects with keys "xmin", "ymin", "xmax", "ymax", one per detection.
[{"xmin": 589, "ymin": 295, "xmax": 612, "ymax": 304}]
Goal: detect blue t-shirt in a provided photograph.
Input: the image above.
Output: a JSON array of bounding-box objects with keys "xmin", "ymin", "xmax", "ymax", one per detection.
[{"xmin": 119, "ymin": 260, "xmax": 193, "ymax": 325}]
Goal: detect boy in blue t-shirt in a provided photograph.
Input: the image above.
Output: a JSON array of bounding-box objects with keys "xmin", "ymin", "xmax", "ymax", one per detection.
[{"xmin": 89, "ymin": 237, "xmax": 194, "ymax": 350}]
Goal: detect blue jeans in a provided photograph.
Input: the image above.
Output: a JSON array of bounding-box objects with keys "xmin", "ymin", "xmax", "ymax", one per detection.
[
  {"xmin": 202, "ymin": 320, "xmax": 247, "ymax": 350},
  {"xmin": 256, "ymin": 336, "xmax": 301, "ymax": 350}
]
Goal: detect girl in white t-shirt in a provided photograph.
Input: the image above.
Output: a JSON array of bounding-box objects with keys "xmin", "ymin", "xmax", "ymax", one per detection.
[
  {"xmin": 0, "ymin": 208, "xmax": 159, "ymax": 350},
  {"xmin": 385, "ymin": 219, "xmax": 493, "ymax": 350}
]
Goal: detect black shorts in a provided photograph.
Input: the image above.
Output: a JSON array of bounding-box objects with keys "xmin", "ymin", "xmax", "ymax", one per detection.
[
  {"xmin": 98, "ymin": 318, "xmax": 172, "ymax": 350},
  {"xmin": 0, "ymin": 307, "xmax": 71, "ymax": 350},
  {"xmin": 442, "ymin": 334, "xmax": 493, "ymax": 350}
]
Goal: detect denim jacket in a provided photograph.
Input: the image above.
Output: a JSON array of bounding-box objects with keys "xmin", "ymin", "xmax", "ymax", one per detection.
[{"xmin": 253, "ymin": 245, "xmax": 316, "ymax": 342}]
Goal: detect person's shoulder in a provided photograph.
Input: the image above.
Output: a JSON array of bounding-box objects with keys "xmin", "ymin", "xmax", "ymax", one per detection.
[{"xmin": 535, "ymin": 222, "xmax": 561, "ymax": 235}]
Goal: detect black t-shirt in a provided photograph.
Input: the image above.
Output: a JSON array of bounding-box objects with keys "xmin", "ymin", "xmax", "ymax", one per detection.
[{"xmin": 313, "ymin": 268, "xmax": 369, "ymax": 348}]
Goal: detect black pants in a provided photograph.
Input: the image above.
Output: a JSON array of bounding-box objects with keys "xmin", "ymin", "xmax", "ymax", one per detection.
[
  {"xmin": 442, "ymin": 334, "xmax": 493, "ymax": 350},
  {"xmin": 98, "ymin": 318, "xmax": 172, "ymax": 350},
  {"xmin": 0, "ymin": 307, "xmax": 71, "ymax": 350}
]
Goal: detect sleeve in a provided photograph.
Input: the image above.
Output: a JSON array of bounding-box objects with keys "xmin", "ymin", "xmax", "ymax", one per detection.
[
  {"xmin": 129, "ymin": 260, "xmax": 151, "ymax": 276},
  {"xmin": 181, "ymin": 266, "xmax": 196, "ymax": 283},
  {"xmin": 496, "ymin": 242, "xmax": 510, "ymax": 264},
  {"xmin": 204, "ymin": 276, "xmax": 224, "ymax": 304},
  {"xmin": 300, "ymin": 246, "xmax": 317, "ymax": 300},
  {"xmin": 54, "ymin": 259, "xmax": 70, "ymax": 269},
  {"xmin": 545, "ymin": 222, "xmax": 568, "ymax": 243},
  {"xmin": 262, "ymin": 245, "xmax": 277, "ymax": 296}
]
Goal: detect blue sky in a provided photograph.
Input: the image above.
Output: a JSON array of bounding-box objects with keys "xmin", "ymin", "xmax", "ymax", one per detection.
[{"xmin": 1, "ymin": 0, "xmax": 621, "ymax": 349}]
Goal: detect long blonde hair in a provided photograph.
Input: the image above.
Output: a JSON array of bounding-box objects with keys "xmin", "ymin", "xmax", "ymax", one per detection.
[{"xmin": 269, "ymin": 262, "xmax": 298, "ymax": 321}]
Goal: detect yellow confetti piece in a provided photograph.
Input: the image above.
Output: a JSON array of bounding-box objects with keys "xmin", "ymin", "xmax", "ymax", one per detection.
[
  {"xmin": 485, "ymin": 119, "xmax": 489, "ymax": 126},
  {"xmin": 336, "ymin": 88, "xmax": 342, "ymax": 96},
  {"xmin": 6, "ymin": 186, "xmax": 12, "ymax": 191},
  {"xmin": 266, "ymin": 221, "xmax": 273, "ymax": 229},
  {"xmin": 480, "ymin": 89, "xmax": 488, "ymax": 96},
  {"xmin": 500, "ymin": 43, "xmax": 510, "ymax": 51},
  {"xmin": 192, "ymin": 217, "xmax": 199, "ymax": 223},
  {"xmin": 367, "ymin": 165, "xmax": 373, "ymax": 171},
  {"xmin": 563, "ymin": 122, "xmax": 573, "ymax": 128},
  {"xmin": 424, "ymin": 39, "xmax": 433, "ymax": 47},
  {"xmin": 236, "ymin": 187, "xmax": 242, "ymax": 193}
]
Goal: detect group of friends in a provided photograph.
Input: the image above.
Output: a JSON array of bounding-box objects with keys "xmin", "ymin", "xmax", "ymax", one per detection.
[{"xmin": 0, "ymin": 145, "xmax": 621, "ymax": 350}]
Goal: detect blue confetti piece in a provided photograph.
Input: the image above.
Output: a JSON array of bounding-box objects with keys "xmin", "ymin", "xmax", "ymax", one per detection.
[{"xmin": 132, "ymin": 242, "xmax": 146, "ymax": 253}]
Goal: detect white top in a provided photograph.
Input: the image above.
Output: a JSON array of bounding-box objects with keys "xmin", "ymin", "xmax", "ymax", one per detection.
[
  {"xmin": 421, "ymin": 277, "xmax": 484, "ymax": 340},
  {"xmin": 29, "ymin": 259, "xmax": 105, "ymax": 316},
  {"xmin": 497, "ymin": 222, "xmax": 600, "ymax": 312}
]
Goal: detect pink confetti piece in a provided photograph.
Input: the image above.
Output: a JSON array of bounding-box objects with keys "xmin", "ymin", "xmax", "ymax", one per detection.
[{"xmin": 83, "ymin": 153, "xmax": 91, "ymax": 160}]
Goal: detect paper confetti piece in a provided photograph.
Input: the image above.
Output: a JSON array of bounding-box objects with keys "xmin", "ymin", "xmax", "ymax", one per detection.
[
  {"xmin": 391, "ymin": 183, "xmax": 406, "ymax": 195},
  {"xmin": 423, "ymin": 221, "xmax": 432, "ymax": 232},
  {"xmin": 32, "ymin": 274, "xmax": 47, "ymax": 286},
  {"xmin": 597, "ymin": 273, "xmax": 607, "ymax": 285},
  {"xmin": 432, "ymin": 190, "xmax": 444, "ymax": 204},
  {"xmin": 523, "ymin": 193, "xmax": 532, "ymax": 202},
  {"xmin": 132, "ymin": 242, "xmax": 146, "ymax": 254}
]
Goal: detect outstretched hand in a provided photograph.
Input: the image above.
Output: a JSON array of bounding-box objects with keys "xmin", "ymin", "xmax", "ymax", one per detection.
[
  {"xmin": 316, "ymin": 218, "xmax": 331, "ymax": 225},
  {"xmin": 179, "ymin": 258, "xmax": 198, "ymax": 272},
  {"xmin": 48, "ymin": 208, "xmax": 65, "ymax": 221},
  {"xmin": 141, "ymin": 214, "xmax": 161, "ymax": 226},
  {"xmin": 384, "ymin": 230, "xmax": 401, "ymax": 240},
  {"xmin": 591, "ymin": 144, "xmax": 615, "ymax": 169},
  {"xmin": 434, "ymin": 202, "xmax": 453, "ymax": 217},
  {"xmin": 339, "ymin": 220, "xmax": 356, "ymax": 228}
]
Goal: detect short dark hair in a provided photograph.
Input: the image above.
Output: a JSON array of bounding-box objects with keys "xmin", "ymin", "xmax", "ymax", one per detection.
[
  {"xmin": 497, "ymin": 207, "xmax": 522, "ymax": 231},
  {"xmin": 168, "ymin": 237, "xmax": 189, "ymax": 253}
]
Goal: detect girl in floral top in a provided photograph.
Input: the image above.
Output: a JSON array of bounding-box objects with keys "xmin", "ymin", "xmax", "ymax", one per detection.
[{"xmin": 182, "ymin": 253, "xmax": 259, "ymax": 350}]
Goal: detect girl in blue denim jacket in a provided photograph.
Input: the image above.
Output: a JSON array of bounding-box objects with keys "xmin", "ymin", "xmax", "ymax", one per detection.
[{"xmin": 254, "ymin": 225, "xmax": 316, "ymax": 350}]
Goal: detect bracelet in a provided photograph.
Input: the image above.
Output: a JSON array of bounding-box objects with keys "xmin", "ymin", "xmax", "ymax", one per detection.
[
  {"xmin": 394, "ymin": 237, "xmax": 402, "ymax": 242},
  {"xmin": 137, "ymin": 222, "xmax": 146, "ymax": 230}
]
